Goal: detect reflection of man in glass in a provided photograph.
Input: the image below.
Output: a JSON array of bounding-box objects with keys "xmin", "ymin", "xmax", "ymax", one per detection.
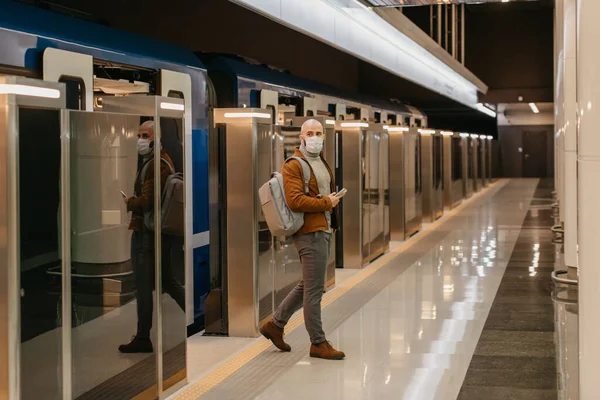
[{"xmin": 119, "ymin": 121, "xmax": 185, "ymax": 353}]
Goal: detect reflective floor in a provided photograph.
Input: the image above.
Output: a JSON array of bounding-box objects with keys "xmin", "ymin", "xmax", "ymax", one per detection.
[{"xmin": 176, "ymin": 179, "xmax": 572, "ymax": 400}]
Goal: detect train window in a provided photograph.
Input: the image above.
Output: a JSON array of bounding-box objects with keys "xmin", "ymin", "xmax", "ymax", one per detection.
[
  {"xmin": 347, "ymin": 107, "xmax": 360, "ymax": 120},
  {"xmin": 374, "ymin": 112, "xmax": 381, "ymax": 123},
  {"xmin": 167, "ymin": 90, "xmax": 184, "ymax": 99},
  {"xmin": 405, "ymin": 116, "xmax": 410, "ymax": 125},
  {"xmin": 166, "ymin": 90, "xmax": 185, "ymax": 164},
  {"xmin": 59, "ymin": 76, "xmax": 85, "ymax": 110},
  {"xmin": 280, "ymin": 126, "xmax": 301, "ymax": 159},
  {"xmin": 415, "ymin": 118, "xmax": 422, "ymax": 128},
  {"xmin": 266, "ymin": 104, "xmax": 277, "ymax": 124}
]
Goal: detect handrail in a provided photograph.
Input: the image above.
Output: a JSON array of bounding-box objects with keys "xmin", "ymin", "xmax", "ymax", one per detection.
[
  {"xmin": 551, "ymin": 289, "xmax": 578, "ymax": 305},
  {"xmin": 552, "ymin": 270, "xmax": 578, "ymax": 286},
  {"xmin": 45, "ymin": 265, "xmax": 133, "ymax": 279}
]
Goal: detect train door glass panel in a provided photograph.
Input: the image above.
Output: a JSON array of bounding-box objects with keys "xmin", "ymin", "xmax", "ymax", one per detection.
[
  {"xmin": 405, "ymin": 133, "xmax": 418, "ymax": 224},
  {"xmin": 468, "ymin": 139, "xmax": 474, "ymax": 180},
  {"xmin": 417, "ymin": 134, "xmax": 422, "ymax": 218},
  {"xmin": 380, "ymin": 131, "xmax": 390, "ymax": 248},
  {"xmin": 451, "ymin": 137, "xmax": 463, "ymax": 182},
  {"xmin": 434, "ymin": 135, "xmax": 443, "ymax": 191},
  {"xmin": 335, "ymin": 131, "xmax": 344, "ymax": 268},
  {"xmin": 477, "ymin": 141, "xmax": 483, "ymax": 184},
  {"xmin": 159, "ymin": 117, "xmax": 187, "ymax": 390},
  {"xmin": 68, "ymin": 111, "xmax": 159, "ymax": 399},
  {"xmin": 361, "ymin": 132, "xmax": 370, "ymax": 262},
  {"xmin": 368, "ymin": 131, "xmax": 383, "ymax": 258},
  {"xmin": 19, "ymin": 108, "xmax": 63, "ymax": 400},
  {"xmin": 256, "ymin": 123, "xmax": 274, "ymax": 322},
  {"xmin": 274, "ymin": 127, "xmax": 302, "ymax": 309}
]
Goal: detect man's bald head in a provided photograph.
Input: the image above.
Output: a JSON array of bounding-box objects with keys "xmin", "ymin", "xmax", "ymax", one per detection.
[
  {"xmin": 300, "ymin": 119, "xmax": 324, "ymax": 142},
  {"xmin": 138, "ymin": 120, "xmax": 155, "ymax": 141}
]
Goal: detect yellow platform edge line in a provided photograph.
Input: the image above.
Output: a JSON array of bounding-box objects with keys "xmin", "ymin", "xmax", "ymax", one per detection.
[{"xmin": 172, "ymin": 179, "xmax": 506, "ymax": 400}]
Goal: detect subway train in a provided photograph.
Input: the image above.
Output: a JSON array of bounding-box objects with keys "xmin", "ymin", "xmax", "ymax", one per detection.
[{"xmin": 0, "ymin": 1, "xmax": 494, "ymax": 397}]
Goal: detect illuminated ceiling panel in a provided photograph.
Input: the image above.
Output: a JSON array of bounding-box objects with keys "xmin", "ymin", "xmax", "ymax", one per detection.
[
  {"xmin": 365, "ymin": 0, "xmax": 539, "ymax": 5},
  {"xmin": 230, "ymin": 0, "xmax": 488, "ymax": 112}
]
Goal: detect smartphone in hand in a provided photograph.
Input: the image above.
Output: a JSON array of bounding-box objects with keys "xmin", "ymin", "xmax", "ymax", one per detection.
[
  {"xmin": 335, "ymin": 188, "xmax": 347, "ymax": 198},
  {"xmin": 120, "ymin": 191, "xmax": 127, "ymax": 199}
]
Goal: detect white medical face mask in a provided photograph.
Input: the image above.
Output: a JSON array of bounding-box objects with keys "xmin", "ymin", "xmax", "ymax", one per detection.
[
  {"xmin": 137, "ymin": 139, "xmax": 152, "ymax": 156},
  {"xmin": 304, "ymin": 136, "xmax": 324, "ymax": 154}
]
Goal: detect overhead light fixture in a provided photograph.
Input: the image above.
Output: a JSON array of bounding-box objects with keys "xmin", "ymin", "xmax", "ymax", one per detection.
[
  {"xmin": 341, "ymin": 122, "xmax": 369, "ymax": 128},
  {"xmin": 529, "ymin": 103, "xmax": 539, "ymax": 114},
  {"xmin": 0, "ymin": 84, "xmax": 61, "ymax": 99},
  {"xmin": 325, "ymin": 119, "xmax": 336, "ymax": 125},
  {"xmin": 471, "ymin": 134, "xmax": 479, "ymax": 139},
  {"xmin": 223, "ymin": 112, "xmax": 271, "ymax": 119},
  {"xmin": 418, "ymin": 129, "xmax": 436, "ymax": 135},
  {"xmin": 160, "ymin": 102, "xmax": 184, "ymax": 111},
  {"xmin": 459, "ymin": 133, "xmax": 470, "ymax": 138},
  {"xmin": 386, "ymin": 126, "xmax": 410, "ymax": 132},
  {"xmin": 440, "ymin": 131, "xmax": 454, "ymax": 136},
  {"xmin": 475, "ymin": 103, "xmax": 497, "ymax": 118}
]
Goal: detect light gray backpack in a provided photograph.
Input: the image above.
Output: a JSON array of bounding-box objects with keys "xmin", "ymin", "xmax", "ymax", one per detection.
[
  {"xmin": 259, "ymin": 157, "xmax": 311, "ymax": 237},
  {"xmin": 141, "ymin": 158, "xmax": 184, "ymax": 236}
]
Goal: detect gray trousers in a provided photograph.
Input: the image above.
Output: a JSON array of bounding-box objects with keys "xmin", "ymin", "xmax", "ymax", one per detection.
[{"xmin": 273, "ymin": 231, "xmax": 331, "ymax": 345}]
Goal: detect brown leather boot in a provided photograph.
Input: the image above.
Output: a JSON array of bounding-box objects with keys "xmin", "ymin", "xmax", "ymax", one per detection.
[
  {"xmin": 310, "ymin": 341, "xmax": 345, "ymax": 360},
  {"xmin": 260, "ymin": 321, "xmax": 291, "ymax": 352}
]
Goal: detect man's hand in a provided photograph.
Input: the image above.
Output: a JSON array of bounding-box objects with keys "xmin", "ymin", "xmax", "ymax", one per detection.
[
  {"xmin": 327, "ymin": 193, "xmax": 340, "ymax": 208},
  {"xmin": 125, "ymin": 196, "xmax": 134, "ymax": 206}
]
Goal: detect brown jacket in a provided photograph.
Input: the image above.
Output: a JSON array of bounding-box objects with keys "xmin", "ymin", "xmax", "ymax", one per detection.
[
  {"xmin": 128, "ymin": 150, "xmax": 174, "ymax": 231},
  {"xmin": 282, "ymin": 148, "xmax": 338, "ymax": 236}
]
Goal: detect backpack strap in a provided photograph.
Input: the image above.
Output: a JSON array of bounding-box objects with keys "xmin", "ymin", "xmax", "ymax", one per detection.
[
  {"xmin": 285, "ymin": 156, "xmax": 311, "ymax": 195},
  {"xmin": 141, "ymin": 158, "xmax": 175, "ymax": 184}
]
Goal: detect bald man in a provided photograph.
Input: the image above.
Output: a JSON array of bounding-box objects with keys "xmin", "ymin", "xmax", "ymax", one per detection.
[
  {"xmin": 119, "ymin": 121, "xmax": 185, "ymax": 353},
  {"xmin": 260, "ymin": 119, "xmax": 345, "ymax": 360}
]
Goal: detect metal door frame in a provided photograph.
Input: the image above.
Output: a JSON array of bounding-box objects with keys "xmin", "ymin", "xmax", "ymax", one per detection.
[
  {"xmin": 0, "ymin": 76, "xmax": 66, "ymax": 400},
  {"xmin": 212, "ymin": 108, "xmax": 272, "ymax": 338},
  {"xmin": 336, "ymin": 120, "xmax": 367, "ymax": 269}
]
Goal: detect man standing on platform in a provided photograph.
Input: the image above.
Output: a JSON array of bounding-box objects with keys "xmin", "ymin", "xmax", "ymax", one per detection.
[{"xmin": 260, "ymin": 119, "xmax": 345, "ymax": 360}]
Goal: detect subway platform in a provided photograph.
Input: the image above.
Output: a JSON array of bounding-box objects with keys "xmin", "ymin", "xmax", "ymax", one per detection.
[{"xmin": 173, "ymin": 179, "xmax": 571, "ymax": 400}]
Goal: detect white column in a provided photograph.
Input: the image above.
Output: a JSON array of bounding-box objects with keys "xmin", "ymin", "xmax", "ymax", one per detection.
[
  {"xmin": 578, "ymin": 0, "xmax": 600, "ymax": 398},
  {"xmin": 563, "ymin": 0, "xmax": 578, "ymax": 269},
  {"xmin": 555, "ymin": 0, "xmax": 564, "ymax": 223}
]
